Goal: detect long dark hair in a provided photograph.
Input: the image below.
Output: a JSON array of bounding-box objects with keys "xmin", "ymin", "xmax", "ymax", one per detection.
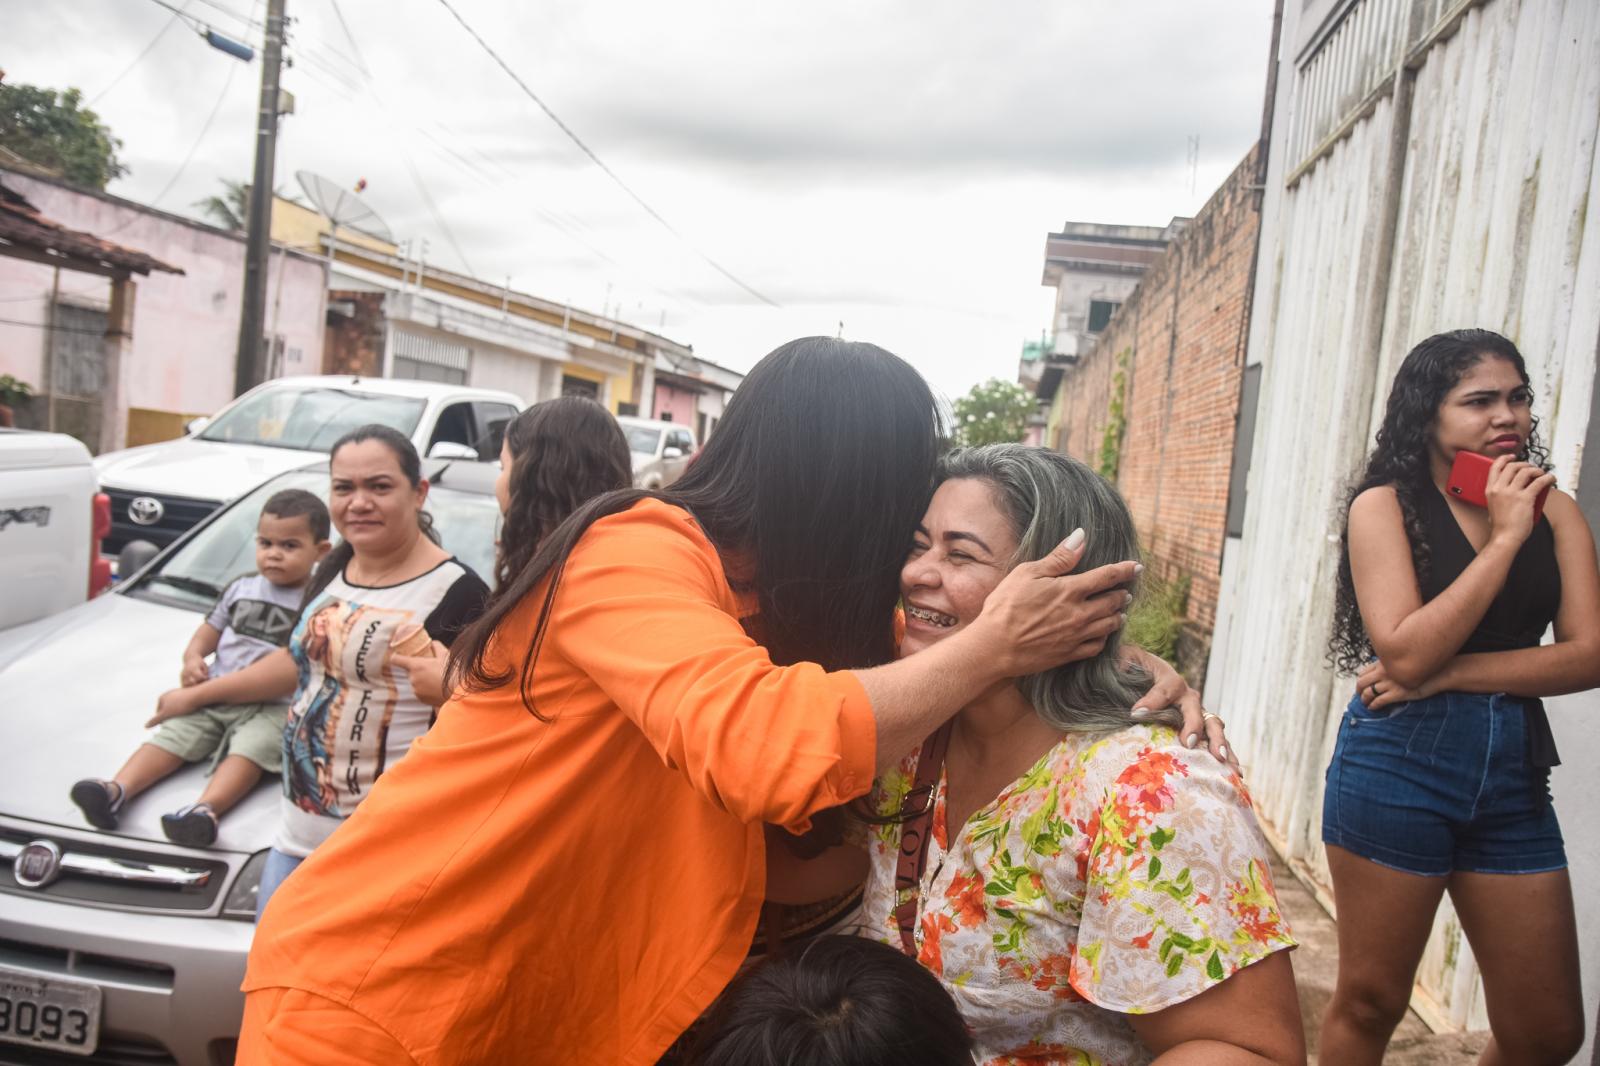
[
  {"xmin": 1328, "ymin": 328, "xmax": 1550, "ymax": 673},
  {"xmin": 496, "ymin": 397, "xmax": 632, "ymax": 590},
  {"xmin": 687, "ymin": 935, "xmax": 974, "ymax": 1066},
  {"xmin": 304, "ymin": 423, "xmax": 438, "ymax": 605},
  {"xmin": 448, "ymin": 337, "xmax": 941, "ymax": 703}
]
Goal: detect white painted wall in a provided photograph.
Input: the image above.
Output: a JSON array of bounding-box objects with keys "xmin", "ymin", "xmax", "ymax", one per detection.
[{"xmin": 1207, "ymin": 0, "xmax": 1600, "ymax": 1049}]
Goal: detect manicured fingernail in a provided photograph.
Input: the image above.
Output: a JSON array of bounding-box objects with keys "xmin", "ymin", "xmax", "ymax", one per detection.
[
  {"xmin": 1218, "ymin": 745, "xmax": 1229, "ymax": 762},
  {"xmin": 1124, "ymin": 591, "xmax": 1134, "ymax": 606},
  {"xmin": 1134, "ymin": 563, "xmax": 1145, "ymax": 575},
  {"xmin": 1131, "ymin": 706, "xmax": 1152, "ymax": 720},
  {"xmin": 1185, "ymin": 732, "xmax": 1199, "ymax": 749},
  {"xmin": 1064, "ymin": 528, "xmax": 1085, "ymax": 550},
  {"xmin": 1118, "ymin": 613, "xmax": 1127, "ymax": 626}
]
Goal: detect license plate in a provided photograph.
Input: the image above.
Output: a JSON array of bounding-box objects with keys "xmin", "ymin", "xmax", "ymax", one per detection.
[{"xmin": 0, "ymin": 966, "xmax": 101, "ymax": 1057}]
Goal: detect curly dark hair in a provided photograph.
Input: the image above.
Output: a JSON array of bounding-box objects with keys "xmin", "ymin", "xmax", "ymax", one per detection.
[
  {"xmin": 495, "ymin": 397, "xmax": 632, "ymax": 591},
  {"xmin": 1328, "ymin": 328, "xmax": 1550, "ymax": 674}
]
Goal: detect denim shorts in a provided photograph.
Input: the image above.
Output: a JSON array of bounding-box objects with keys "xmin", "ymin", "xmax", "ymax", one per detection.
[{"xmin": 1322, "ymin": 691, "xmax": 1566, "ymax": 876}]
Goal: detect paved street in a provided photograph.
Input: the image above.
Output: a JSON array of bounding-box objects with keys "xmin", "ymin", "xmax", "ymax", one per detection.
[{"xmin": 1274, "ymin": 858, "xmax": 1490, "ymax": 1065}]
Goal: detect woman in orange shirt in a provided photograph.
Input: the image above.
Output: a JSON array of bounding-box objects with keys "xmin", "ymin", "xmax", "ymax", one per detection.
[{"xmin": 239, "ymin": 338, "xmax": 1224, "ymax": 1065}]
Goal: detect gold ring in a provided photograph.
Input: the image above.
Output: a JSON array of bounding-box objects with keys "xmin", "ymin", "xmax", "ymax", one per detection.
[{"xmin": 1202, "ymin": 712, "xmax": 1223, "ymax": 725}]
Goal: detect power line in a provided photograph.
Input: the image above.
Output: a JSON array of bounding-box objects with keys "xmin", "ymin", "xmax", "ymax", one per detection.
[
  {"xmin": 97, "ymin": 6, "xmax": 252, "ymax": 238},
  {"xmin": 429, "ymin": 0, "xmax": 780, "ymax": 308},
  {"xmin": 320, "ymin": 0, "xmax": 478, "ymax": 276},
  {"xmin": 91, "ymin": 1, "xmax": 194, "ymax": 106},
  {"xmin": 189, "ymin": 0, "xmax": 263, "ymax": 30}
]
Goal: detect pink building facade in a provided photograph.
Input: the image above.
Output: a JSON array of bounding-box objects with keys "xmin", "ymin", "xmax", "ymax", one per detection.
[
  {"xmin": 0, "ymin": 167, "xmax": 326, "ymax": 450},
  {"xmin": 651, "ymin": 379, "xmax": 699, "ymax": 425}
]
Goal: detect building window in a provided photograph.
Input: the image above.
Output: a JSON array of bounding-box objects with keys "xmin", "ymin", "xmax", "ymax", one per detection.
[
  {"xmin": 1224, "ymin": 364, "xmax": 1263, "ymax": 538},
  {"xmin": 616, "ymin": 402, "xmax": 639, "ymax": 417},
  {"xmin": 1088, "ymin": 300, "xmax": 1121, "ymax": 333},
  {"xmin": 561, "ymin": 374, "xmax": 600, "ymax": 400}
]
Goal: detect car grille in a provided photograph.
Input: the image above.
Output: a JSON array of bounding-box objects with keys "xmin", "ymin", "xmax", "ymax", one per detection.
[
  {"xmin": 101, "ymin": 489, "xmax": 221, "ymax": 556},
  {"xmin": 0, "ymin": 830, "xmax": 226, "ymax": 913}
]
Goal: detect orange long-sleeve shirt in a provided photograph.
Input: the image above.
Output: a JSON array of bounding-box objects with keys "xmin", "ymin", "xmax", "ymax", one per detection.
[{"xmin": 241, "ymin": 499, "xmax": 877, "ymax": 1064}]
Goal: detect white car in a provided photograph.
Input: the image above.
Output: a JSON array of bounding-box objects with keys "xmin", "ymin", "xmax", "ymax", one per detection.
[
  {"xmin": 0, "ymin": 460, "xmax": 500, "ymax": 1066},
  {"xmin": 616, "ymin": 415, "xmax": 696, "ymax": 489},
  {"xmin": 0, "ymin": 429, "xmax": 112, "ymax": 630},
  {"xmin": 94, "ymin": 376, "xmax": 522, "ymax": 557}
]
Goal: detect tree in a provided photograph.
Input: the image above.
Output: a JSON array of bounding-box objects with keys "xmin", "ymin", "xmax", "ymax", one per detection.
[
  {"xmin": 0, "ymin": 83, "xmax": 126, "ymax": 189},
  {"xmin": 193, "ymin": 179, "xmax": 307, "ymax": 231},
  {"xmin": 194, "ymin": 179, "xmax": 249, "ymax": 230},
  {"xmin": 951, "ymin": 377, "xmax": 1035, "ymax": 447}
]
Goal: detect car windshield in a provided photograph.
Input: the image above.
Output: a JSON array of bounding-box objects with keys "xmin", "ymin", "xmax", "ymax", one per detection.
[
  {"xmin": 199, "ymin": 387, "xmax": 427, "ymax": 451},
  {"xmin": 128, "ymin": 467, "xmax": 500, "ymax": 611},
  {"xmin": 623, "ymin": 426, "xmax": 662, "ymax": 455}
]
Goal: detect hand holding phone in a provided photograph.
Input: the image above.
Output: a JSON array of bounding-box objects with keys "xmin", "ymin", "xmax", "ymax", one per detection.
[{"xmin": 1447, "ymin": 450, "xmax": 1553, "ymax": 525}]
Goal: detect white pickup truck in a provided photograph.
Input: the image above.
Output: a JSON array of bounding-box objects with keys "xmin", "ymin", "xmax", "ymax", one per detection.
[
  {"xmin": 93, "ymin": 375, "xmax": 522, "ymax": 557},
  {"xmin": 0, "ymin": 429, "xmax": 112, "ymax": 630}
]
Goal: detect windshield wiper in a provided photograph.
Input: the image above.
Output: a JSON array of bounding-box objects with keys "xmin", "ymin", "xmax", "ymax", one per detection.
[{"xmin": 144, "ymin": 573, "xmax": 224, "ymax": 599}]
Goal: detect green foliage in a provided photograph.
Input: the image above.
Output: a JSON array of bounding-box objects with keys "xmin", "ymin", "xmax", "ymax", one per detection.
[
  {"xmin": 0, "ymin": 375, "xmax": 35, "ymax": 407},
  {"xmin": 194, "ymin": 179, "xmax": 250, "ymax": 231},
  {"xmin": 1097, "ymin": 348, "xmax": 1131, "ymax": 479},
  {"xmin": 1126, "ymin": 569, "xmax": 1190, "ymax": 667},
  {"xmin": 952, "ymin": 377, "xmax": 1034, "ymax": 447},
  {"xmin": 0, "ymin": 84, "xmax": 126, "ymax": 189}
]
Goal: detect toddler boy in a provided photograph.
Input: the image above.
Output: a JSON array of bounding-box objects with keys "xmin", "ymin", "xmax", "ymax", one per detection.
[{"xmin": 70, "ymin": 488, "xmax": 331, "ymax": 847}]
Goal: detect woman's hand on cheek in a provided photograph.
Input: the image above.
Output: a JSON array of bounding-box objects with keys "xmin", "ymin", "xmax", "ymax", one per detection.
[{"xmin": 970, "ymin": 530, "xmax": 1140, "ymax": 676}]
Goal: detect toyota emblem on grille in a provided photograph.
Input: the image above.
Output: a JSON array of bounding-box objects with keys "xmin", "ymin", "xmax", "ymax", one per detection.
[
  {"xmin": 14, "ymin": 840, "xmax": 63, "ymax": 889},
  {"xmin": 129, "ymin": 496, "xmax": 165, "ymax": 525}
]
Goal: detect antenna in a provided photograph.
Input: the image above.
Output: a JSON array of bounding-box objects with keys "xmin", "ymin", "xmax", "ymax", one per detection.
[{"xmin": 295, "ymin": 171, "xmax": 395, "ymax": 254}]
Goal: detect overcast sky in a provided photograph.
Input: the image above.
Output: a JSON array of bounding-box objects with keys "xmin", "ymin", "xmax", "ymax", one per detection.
[{"xmin": 6, "ymin": 0, "xmax": 1274, "ymax": 401}]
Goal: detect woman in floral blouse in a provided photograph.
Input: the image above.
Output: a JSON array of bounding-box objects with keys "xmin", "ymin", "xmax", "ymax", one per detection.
[{"xmin": 788, "ymin": 446, "xmax": 1304, "ymax": 1065}]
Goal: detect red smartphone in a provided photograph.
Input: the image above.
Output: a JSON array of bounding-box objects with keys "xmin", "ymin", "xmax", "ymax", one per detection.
[{"xmin": 1447, "ymin": 450, "xmax": 1550, "ymax": 522}]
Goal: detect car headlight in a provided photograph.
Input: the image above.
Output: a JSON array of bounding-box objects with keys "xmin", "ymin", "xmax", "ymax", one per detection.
[{"xmin": 221, "ymin": 849, "xmax": 270, "ymax": 921}]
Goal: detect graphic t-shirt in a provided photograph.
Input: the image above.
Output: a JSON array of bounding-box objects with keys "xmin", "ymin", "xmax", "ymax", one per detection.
[
  {"xmin": 206, "ymin": 573, "xmax": 305, "ymax": 682},
  {"xmin": 276, "ymin": 557, "xmax": 488, "ymax": 857}
]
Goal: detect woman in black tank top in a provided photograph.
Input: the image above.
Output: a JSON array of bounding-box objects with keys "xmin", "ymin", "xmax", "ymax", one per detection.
[{"xmin": 1318, "ymin": 329, "xmax": 1598, "ymax": 1066}]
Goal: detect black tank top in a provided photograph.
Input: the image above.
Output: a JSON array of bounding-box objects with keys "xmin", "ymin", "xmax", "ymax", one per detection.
[{"xmin": 1416, "ymin": 484, "xmax": 1561, "ymax": 651}]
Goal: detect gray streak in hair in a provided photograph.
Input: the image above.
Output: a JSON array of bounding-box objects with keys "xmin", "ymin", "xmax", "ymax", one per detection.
[{"xmin": 936, "ymin": 444, "xmax": 1183, "ymax": 734}]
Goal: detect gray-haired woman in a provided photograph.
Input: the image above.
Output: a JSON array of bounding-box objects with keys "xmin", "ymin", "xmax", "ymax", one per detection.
[{"xmin": 779, "ymin": 446, "xmax": 1305, "ymax": 1065}]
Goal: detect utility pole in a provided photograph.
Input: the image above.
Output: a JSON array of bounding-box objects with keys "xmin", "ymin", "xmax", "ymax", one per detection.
[{"xmin": 233, "ymin": 0, "xmax": 287, "ymax": 397}]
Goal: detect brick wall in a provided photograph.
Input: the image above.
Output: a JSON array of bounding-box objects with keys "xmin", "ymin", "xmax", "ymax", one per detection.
[
  {"xmin": 323, "ymin": 290, "xmax": 386, "ymax": 377},
  {"xmin": 1047, "ymin": 145, "xmax": 1261, "ymax": 675}
]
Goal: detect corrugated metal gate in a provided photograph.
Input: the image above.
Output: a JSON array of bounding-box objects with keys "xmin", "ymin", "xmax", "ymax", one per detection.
[{"xmin": 1208, "ymin": 0, "xmax": 1600, "ymax": 1032}]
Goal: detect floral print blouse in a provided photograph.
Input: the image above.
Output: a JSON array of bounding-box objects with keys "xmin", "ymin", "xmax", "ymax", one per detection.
[{"xmin": 858, "ymin": 724, "xmax": 1296, "ymax": 1066}]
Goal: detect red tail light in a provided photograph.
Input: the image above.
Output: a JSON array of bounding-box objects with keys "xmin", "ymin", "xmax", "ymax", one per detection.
[{"xmin": 89, "ymin": 492, "xmax": 113, "ymax": 597}]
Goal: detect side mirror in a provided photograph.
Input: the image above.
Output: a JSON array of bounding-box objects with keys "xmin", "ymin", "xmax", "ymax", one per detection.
[
  {"xmin": 662, "ymin": 446, "xmax": 685, "ymax": 460},
  {"xmin": 116, "ymin": 539, "xmax": 162, "ymax": 580},
  {"xmin": 184, "ymin": 416, "xmax": 211, "ymax": 436},
  {"xmin": 427, "ymin": 441, "xmax": 480, "ymax": 460}
]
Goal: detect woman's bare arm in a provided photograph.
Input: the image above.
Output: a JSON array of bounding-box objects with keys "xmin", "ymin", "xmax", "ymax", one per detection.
[
  {"xmin": 1131, "ymin": 951, "xmax": 1305, "ymax": 1065},
  {"xmin": 1362, "ymin": 489, "xmax": 1600, "ymax": 704},
  {"xmin": 1348, "ymin": 464, "xmax": 1552, "ymax": 687}
]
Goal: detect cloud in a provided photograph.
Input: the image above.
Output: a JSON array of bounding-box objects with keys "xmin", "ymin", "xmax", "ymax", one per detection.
[{"xmin": 5, "ymin": 0, "xmax": 1275, "ymax": 398}]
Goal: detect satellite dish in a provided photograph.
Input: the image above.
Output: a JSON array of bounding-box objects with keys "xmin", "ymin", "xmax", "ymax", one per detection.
[{"xmin": 295, "ymin": 171, "xmax": 394, "ymax": 244}]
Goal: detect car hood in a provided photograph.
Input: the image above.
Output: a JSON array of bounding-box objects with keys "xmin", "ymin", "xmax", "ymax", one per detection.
[
  {"xmin": 94, "ymin": 438, "xmax": 323, "ymax": 503},
  {"xmin": 0, "ymin": 592, "xmax": 279, "ymax": 853}
]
